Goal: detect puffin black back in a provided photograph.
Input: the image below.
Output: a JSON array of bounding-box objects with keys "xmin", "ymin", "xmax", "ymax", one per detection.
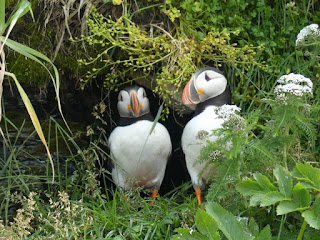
[{"xmin": 193, "ymin": 85, "xmax": 232, "ymax": 117}]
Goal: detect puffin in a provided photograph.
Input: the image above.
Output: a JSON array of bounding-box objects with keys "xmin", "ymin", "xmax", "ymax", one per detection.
[
  {"xmin": 181, "ymin": 67, "xmax": 232, "ymax": 206},
  {"xmin": 108, "ymin": 86, "xmax": 172, "ymax": 203}
]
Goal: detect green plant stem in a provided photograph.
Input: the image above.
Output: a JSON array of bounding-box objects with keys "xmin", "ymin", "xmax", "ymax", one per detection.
[
  {"xmin": 277, "ymin": 214, "xmax": 286, "ymax": 240},
  {"xmin": 297, "ymin": 220, "xmax": 307, "ymax": 240},
  {"xmin": 283, "ymin": 125, "xmax": 289, "ymax": 169}
]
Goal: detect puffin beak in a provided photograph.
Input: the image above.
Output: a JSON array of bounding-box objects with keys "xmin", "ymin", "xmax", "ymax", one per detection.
[
  {"xmin": 182, "ymin": 77, "xmax": 201, "ymax": 105},
  {"xmin": 130, "ymin": 92, "xmax": 140, "ymax": 117}
]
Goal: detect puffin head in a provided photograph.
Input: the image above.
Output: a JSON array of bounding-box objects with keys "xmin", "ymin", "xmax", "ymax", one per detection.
[
  {"xmin": 182, "ymin": 67, "xmax": 228, "ymax": 105},
  {"xmin": 117, "ymin": 86, "xmax": 150, "ymax": 118}
]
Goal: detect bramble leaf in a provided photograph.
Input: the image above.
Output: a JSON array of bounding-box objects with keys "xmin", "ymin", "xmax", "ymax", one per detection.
[
  {"xmin": 195, "ymin": 209, "xmax": 219, "ymax": 239},
  {"xmin": 253, "ymin": 173, "xmax": 277, "ymax": 192},
  {"xmin": 273, "ymin": 166, "xmax": 292, "ymax": 198},
  {"xmin": 291, "ymin": 163, "xmax": 320, "ymax": 191},
  {"xmin": 313, "ymin": 197, "xmax": 320, "ymax": 216},
  {"xmin": 235, "ymin": 180, "xmax": 264, "ymax": 196},
  {"xmin": 206, "ymin": 202, "xmax": 254, "ymax": 240},
  {"xmin": 171, "ymin": 228, "xmax": 208, "ymax": 240},
  {"xmin": 292, "ymin": 183, "xmax": 311, "ymax": 208},
  {"xmin": 301, "ymin": 210, "xmax": 320, "ymax": 230},
  {"xmin": 249, "ymin": 193, "xmax": 266, "ymax": 207},
  {"xmin": 255, "ymin": 225, "xmax": 272, "ymax": 240},
  {"xmin": 277, "ymin": 201, "xmax": 305, "ymax": 215},
  {"xmin": 259, "ymin": 191, "xmax": 287, "ymax": 207}
]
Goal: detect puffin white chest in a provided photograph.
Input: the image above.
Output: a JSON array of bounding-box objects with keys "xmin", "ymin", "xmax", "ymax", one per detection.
[
  {"xmin": 181, "ymin": 106, "xmax": 225, "ymax": 187},
  {"xmin": 182, "ymin": 106, "xmax": 224, "ymax": 152},
  {"xmin": 108, "ymin": 120, "xmax": 172, "ymax": 190}
]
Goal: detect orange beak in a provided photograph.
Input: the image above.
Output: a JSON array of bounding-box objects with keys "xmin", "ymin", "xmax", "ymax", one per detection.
[
  {"xmin": 130, "ymin": 92, "xmax": 140, "ymax": 117},
  {"xmin": 182, "ymin": 78, "xmax": 201, "ymax": 105}
]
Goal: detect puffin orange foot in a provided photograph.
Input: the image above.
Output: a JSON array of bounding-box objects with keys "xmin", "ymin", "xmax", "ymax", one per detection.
[
  {"xmin": 195, "ymin": 188, "xmax": 202, "ymax": 206},
  {"xmin": 149, "ymin": 189, "xmax": 159, "ymax": 205}
]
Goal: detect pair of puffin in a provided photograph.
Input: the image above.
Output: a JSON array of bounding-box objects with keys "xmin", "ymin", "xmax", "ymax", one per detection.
[{"xmin": 108, "ymin": 67, "xmax": 231, "ymax": 205}]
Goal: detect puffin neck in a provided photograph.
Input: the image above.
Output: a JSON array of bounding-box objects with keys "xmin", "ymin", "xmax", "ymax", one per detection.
[
  {"xmin": 118, "ymin": 112, "xmax": 154, "ymax": 126},
  {"xmin": 194, "ymin": 85, "xmax": 232, "ymax": 117}
]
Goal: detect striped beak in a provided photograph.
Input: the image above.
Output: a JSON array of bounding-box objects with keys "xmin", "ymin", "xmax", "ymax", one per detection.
[
  {"xmin": 130, "ymin": 91, "xmax": 140, "ymax": 117},
  {"xmin": 182, "ymin": 77, "xmax": 201, "ymax": 105}
]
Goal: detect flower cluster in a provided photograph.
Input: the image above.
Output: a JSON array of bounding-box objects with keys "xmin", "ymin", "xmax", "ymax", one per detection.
[
  {"xmin": 208, "ymin": 150, "xmax": 223, "ymax": 162},
  {"xmin": 215, "ymin": 105, "xmax": 246, "ymax": 133},
  {"xmin": 215, "ymin": 104, "xmax": 241, "ymax": 119},
  {"xmin": 296, "ymin": 23, "xmax": 320, "ymax": 46},
  {"xmin": 274, "ymin": 73, "xmax": 313, "ymax": 97}
]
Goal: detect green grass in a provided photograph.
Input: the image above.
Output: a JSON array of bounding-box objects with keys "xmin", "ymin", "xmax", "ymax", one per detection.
[{"xmin": 0, "ymin": 115, "xmax": 199, "ymax": 239}]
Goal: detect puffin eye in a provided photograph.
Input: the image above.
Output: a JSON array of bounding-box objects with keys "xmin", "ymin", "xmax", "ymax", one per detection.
[
  {"xmin": 143, "ymin": 90, "xmax": 147, "ymax": 98},
  {"xmin": 205, "ymin": 73, "xmax": 211, "ymax": 81}
]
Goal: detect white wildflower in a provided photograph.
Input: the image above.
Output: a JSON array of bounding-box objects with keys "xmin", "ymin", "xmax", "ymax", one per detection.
[
  {"xmin": 296, "ymin": 23, "xmax": 320, "ymax": 46},
  {"xmin": 285, "ymin": 1, "xmax": 295, "ymax": 9},
  {"xmin": 302, "ymin": 103, "xmax": 311, "ymax": 112},
  {"xmin": 275, "ymin": 93, "xmax": 288, "ymax": 104},
  {"xmin": 215, "ymin": 105, "xmax": 246, "ymax": 133},
  {"xmin": 215, "ymin": 105, "xmax": 241, "ymax": 119},
  {"xmin": 274, "ymin": 73, "xmax": 313, "ymax": 97},
  {"xmin": 225, "ymin": 175, "xmax": 235, "ymax": 181},
  {"xmin": 208, "ymin": 150, "xmax": 222, "ymax": 161}
]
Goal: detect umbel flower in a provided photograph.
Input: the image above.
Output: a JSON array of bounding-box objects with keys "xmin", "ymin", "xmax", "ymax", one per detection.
[
  {"xmin": 215, "ymin": 105, "xmax": 241, "ymax": 119},
  {"xmin": 296, "ymin": 23, "xmax": 320, "ymax": 46},
  {"xmin": 274, "ymin": 73, "xmax": 313, "ymax": 97},
  {"xmin": 215, "ymin": 105, "xmax": 246, "ymax": 133}
]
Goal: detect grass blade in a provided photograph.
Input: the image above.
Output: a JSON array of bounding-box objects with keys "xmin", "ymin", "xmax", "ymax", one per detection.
[
  {"xmin": 0, "ymin": 0, "xmax": 31, "ymax": 53},
  {"xmin": 0, "ymin": 0, "xmax": 4, "ymax": 35},
  {"xmin": 8, "ymin": 72, "xmax": 55, "ymax": 183},
  {"xmin": 1, "ymin": 36, "xmax": 71, "ymax": 133},
  {"xmin": 149, "ymin": 101, "xmax": 164, "ymax": 135}
]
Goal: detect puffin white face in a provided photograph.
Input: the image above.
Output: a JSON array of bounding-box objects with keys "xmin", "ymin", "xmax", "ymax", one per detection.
[
  {"xmin": 182, "ymin": 68, "xmax": 228, "ymax": 105},
  {"xmin": 117, "ymin": 86, "xmax": 150, "ymax": 118}
]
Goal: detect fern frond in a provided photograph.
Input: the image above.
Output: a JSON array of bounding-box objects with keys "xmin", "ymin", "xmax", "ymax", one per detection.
[{"xmin": 295, "ymin": 115, "xmax": 317, "ymax": 148}]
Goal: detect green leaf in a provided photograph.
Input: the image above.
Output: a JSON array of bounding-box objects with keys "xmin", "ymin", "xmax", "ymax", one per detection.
[
  {"xmin": 273, "ymin": 166, "xmax": 292, "ymax": 198},
  {"xmin": 236, "ymin": 180, "xmax": 264, "ymax": 196},
  {"xmin": 247, "ymin": 218, "xmax": 259, "ymax": 237},
  {"xmin": 249, "ymin": 193, "xmax": 266, "ymax": 207},
  {"xmin": 112, "ymin": 0, "xmax": 122, "ymax": 5},
  {"xmin": 298, "ymin": 181, "xmax": 316, "ymax": 189},
  {"xmin": 7, "ymin": 0, "xmax": 33, "ymax": 26},
  {"xmin": 277, "ymin": 201, "xmax": 299, "ymax": 215},
  {"xmin": 255, "ymin": 225, "xmax": 272, "ymax": 240},
  {"xmin": 313, "ymin": 197, "xmax": 320, "ymax": 215},
  {"xmin": 292, "ymin": 163, "xmax": 320, "ymax": 191},
  {"xmin": 259, "ymin": 191, "xmax": 287, "ymax": 207},
  {"xmin": 0, "ymin": 0, "xmax": 5, "ymax": 34},
  {"xmin": 195, "ymin": 209, "xmax": 219, "ymax": 239},
  {"xmin": 301, "ymin": 210, "xmax": 320, "ymax": 230},
  {"xmin": 1, "ymin": 0, "xmax": 31, "ymax": 45},
  {"xmin": 1, "ymin": 36, "xmax": 71, "ymax": 133},
  {"xmin": 206, "ymin": 202, "xmax": 254, "ymax": 240},
  {"xmin": 292, "ymin": 183, "xmax": 311, "ymax": 208},
  {"xmin": 253, "ymin": 173, "xmax": 277, "ymax": 192},
  {"xmin": 171, "ymin": 228, "xmax": 208, "ymax": 240},
  {"xmin": 10, "ymin": 74, "xmax": 55, "ymax": 182}
]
